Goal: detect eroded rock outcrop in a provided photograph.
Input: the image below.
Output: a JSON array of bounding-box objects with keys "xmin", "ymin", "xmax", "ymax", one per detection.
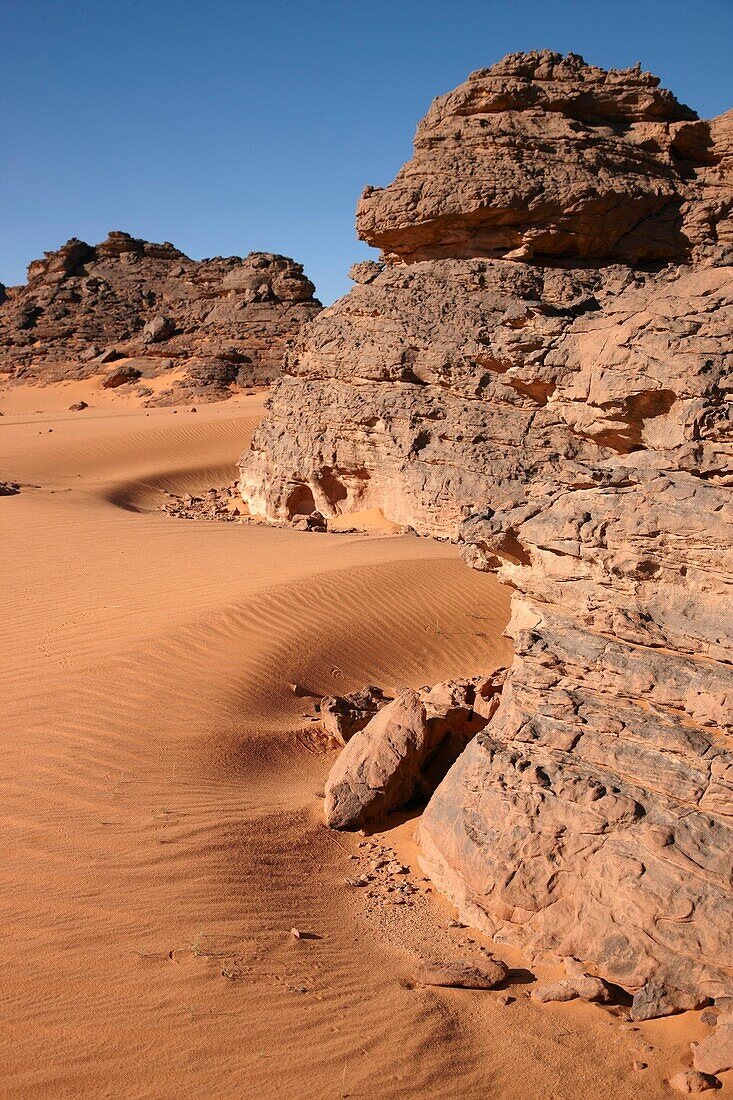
[
  {"xmin": 0, "ymin": 231, "xmax": 321, "ymax": 402},
  {"xmin": 240, "ymin": 51, "xmax": 733, "ymax": 1009},
  {"xmin": 356, "ymin": 51, "xmax": 732, "ymax": 265}
]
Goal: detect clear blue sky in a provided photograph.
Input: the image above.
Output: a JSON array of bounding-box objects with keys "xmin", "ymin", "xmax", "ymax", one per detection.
[{"xmin": 2, "ymin": 0, "xmax": 732, "ymax": 305}]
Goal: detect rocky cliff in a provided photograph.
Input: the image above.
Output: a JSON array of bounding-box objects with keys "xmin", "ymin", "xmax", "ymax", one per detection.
[
  {"xmin": 239, "ymin": 52, "xmax": 733, "ymax": 1011},
  {"xmin": 0, "ymin": 231, "xmax": 321, "ymax": 402}
]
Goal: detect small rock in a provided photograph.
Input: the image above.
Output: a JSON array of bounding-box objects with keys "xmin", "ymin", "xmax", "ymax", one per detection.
[
  {"xmin": 670, "ymin": 1070, "xmax": 722, "ymax": 1094},
  {"xmin": 416, "ymin": 958, "xmax": 509, "ymax": 990},
  {"xmin": 69, "ymin": 400, "xmax": 88, "ymax": 411},
  {"xmin": 532, "ymin": 973, "xmax": 610, "ymax": 1004},
  {"xmin": 632, "ymin": 981, "xmax": 709, "ymax": 1022},
  {"xmin": 291, "ymin": 928, "xmax": 302, "ymax": 939},
  {"xmin": 531, "ymin": 981, "xmax": 580, "ymax": 1004},
  {"xmin": 633, "ymin": 1060, "xmax": 648, "ymax": 1071},
  {"xmin": 103, "ymin": 364, "xmax": 142, "ymax": 388}
]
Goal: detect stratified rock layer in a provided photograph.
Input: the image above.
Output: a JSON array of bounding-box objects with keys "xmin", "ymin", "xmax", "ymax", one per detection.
[
  {"xmin": 239, "ymin": 52, "xmax": 733, "ymax": 1006},
  {"xmin": 0, "ymin": 231, "xmax": 321, "ymax": 402}
]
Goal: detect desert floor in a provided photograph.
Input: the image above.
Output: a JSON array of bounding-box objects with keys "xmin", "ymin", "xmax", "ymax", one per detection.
[{"xmin": 0, "ymin": 381, "xmax": 717, "ymax": 1099}]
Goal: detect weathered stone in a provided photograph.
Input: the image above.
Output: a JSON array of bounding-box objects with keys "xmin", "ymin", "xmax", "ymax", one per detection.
[
  {"xmin": 531, "ymin": 973, "xmax": 610, "ymax": 1004},
  {"xmin": 0, "ymin": 231, "xmax": 321, "ymax": 401},
  {"xmin": 240, "ymin": 51, "xmax": 733, "ymax": 1009},
  {"xmin": 415, "ymin": 957, "xmax": 508, "ymax": 989},
  {"xmin": 356, "ymin": 51, "xmax": 728, "ymax": 265},
  {"xmin": 531, "ymin": 981, "xmax": 581, "ymax": 1004},
  {"xmin": 324, "ymin": 677, "xmax": 505, "ymax": 828},
  {"xmin": 324, "ymin": 692, "xmax": 428, "ymax": 828},
  {"xmin": 142, "ymin": 314, "xmax": 175, "ymax": 344},
  {"xmin": 632, "ymin": 982, "xmax": 709, "ymax": 1022},
  {"xmin": 102, "ymin": 364, "xmax": 142, "ymax": 388},
  {"xmin": 320, "ymin": 686, "xmax": 392, "ymax": 745},
  {"xmin": 693, "ymin": 1015, "xmax": 733, "ymax": 1075},
  {"xmin": 670, "ymin": 1071, "xmax": 721, "ymax": 1095}
]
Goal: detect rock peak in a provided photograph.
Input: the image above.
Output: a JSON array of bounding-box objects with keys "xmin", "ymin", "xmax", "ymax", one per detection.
[{"xmin": 356, "ymin": 51, "xmax": 718, "ymax": 264}]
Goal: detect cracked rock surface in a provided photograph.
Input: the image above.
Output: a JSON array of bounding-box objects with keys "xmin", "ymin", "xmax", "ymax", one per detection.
[{"xmin": 240, "ymin": 51, "xmax": 733, "ymax": 1009}]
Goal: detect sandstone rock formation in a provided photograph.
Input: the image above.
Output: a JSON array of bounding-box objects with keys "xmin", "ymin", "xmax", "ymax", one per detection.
[
  {"xmin": 0, "ymin": 231, "xmax": 321, "ymax": 402},
  {"xmin": 356, "ymin": 51, "xmax": 731, "ymax": 265},
  {"xmin": 240, "ymin": 52, "xmax": 733, "ymax": 1011}
]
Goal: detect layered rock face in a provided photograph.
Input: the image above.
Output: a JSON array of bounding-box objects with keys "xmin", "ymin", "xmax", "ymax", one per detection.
[
  {"xmin": 239, "ymin": 52, "xmax": 733, "ymax": 1008},
  {"xmin": 0, "ymin": 231, "xmax": 321, "ymax": 401},
  {"xmin": 357, "ymin": 50, "xmax": 732, "ymax": 265}
]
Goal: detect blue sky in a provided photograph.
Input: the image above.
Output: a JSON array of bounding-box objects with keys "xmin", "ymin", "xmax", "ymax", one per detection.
[{"xmin": 2, "ymin": 0, "xmax": 732, "ymax": 304}]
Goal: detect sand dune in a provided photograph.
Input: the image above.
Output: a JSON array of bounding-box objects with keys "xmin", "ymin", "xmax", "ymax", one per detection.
[{"xmin": 0, "ymin": 388, "xmax": 702, "ymax": 1098}]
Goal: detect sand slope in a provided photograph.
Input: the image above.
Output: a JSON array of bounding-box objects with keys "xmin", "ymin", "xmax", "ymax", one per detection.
[{"xmin": 0, "ymin": 388, "xmax": 708, "ymax": 1098}]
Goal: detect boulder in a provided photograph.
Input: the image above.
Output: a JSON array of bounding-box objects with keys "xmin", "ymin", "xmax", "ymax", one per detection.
[
  {"xmin": 632, "ymin": 982, "xmax": 709, "ymax": 1023},
  {"xmin": 142, "ymin": 314, "xmax": 174, "ymax": 344},
  {"xmin": 292, "ymin": 510, "xmax": 327, "ymax": 532},
  {"xmin": 324, "ymin": 691, "xmax": 428, "ymax": 829},
  {"xmin": 102, "ymin": 364, "xmax": 142, "ymax": 388},
  {"xmin": 324, "ymin": 676, "xmax": 506, "ymax": 828},
  {"xmin": 670, "ymin": 1071, "xmax": 722, "ymax": 1094},
  {"xmin": 693, "ymin": 1015, "xmax": 733, "ymax": 1076}
]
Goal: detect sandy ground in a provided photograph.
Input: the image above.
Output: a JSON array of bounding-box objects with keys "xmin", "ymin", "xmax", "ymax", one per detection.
[{"xmin": 0, "ymin": 383, "xmax": 722, "ymax": 1099}]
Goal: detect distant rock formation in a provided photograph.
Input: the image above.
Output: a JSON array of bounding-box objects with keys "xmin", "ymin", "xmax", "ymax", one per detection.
[
  {"xmin": 0, "ymin": 231, "xmax": 321, "ymax": 402},
  {"xmin": 239, "ymin": 52, "xmax": 733, "ymax": 1013}
]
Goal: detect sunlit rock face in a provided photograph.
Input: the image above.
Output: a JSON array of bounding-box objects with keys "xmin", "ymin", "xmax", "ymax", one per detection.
[
  {"xmin": 239, "ymin": 51, "xmax": 733, "ymax": 1010},
  {"xmin": 356, "ymin": 51, "xmax": 731, "ymax": 265}
]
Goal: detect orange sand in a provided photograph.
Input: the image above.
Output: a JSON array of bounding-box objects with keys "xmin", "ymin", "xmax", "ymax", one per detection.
[{"xmin": 0, "ymin": 383, "xmax": 722, "ymax": 1098}]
